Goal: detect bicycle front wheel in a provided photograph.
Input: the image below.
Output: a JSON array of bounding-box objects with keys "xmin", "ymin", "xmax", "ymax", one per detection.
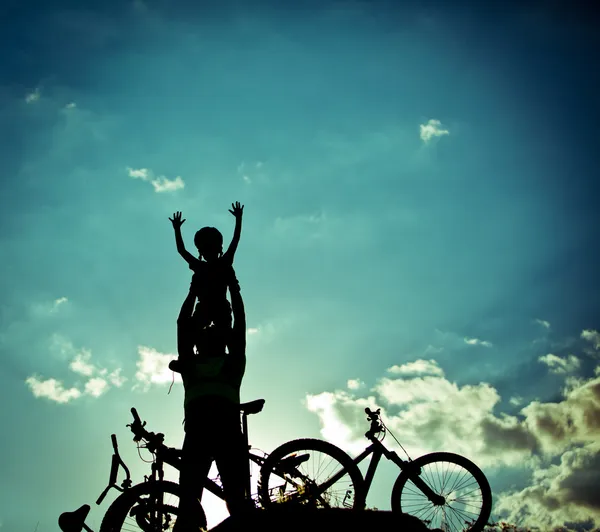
[
  {"xmin": 391, "ymin": 452, "xmax": 492, "ymax": 532},
  {"xmin": 99, "ymin": 480, "xmax": 206, "ymax": 532},
  {"xmin": 258, "ymin": 438, "xmax": 366, "ymax": 510}
]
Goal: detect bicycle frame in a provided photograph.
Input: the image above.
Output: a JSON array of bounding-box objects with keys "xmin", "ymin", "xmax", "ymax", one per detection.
[
  {"xmin": 312, "ymin": 409, "xmax": 444, "ymax": 507},
  {"xmin": 97, "ymin": 403, "xmax": 271, "ymax": 509},
  {"xmin": 354, "ymin": 409, "xmax": 445, "ymax": 506}
]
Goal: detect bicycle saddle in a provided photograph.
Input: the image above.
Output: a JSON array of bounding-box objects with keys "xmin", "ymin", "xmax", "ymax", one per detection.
[
  {"xmin": 240, "ymin": 399, "xmax": 265, "ymax": 415},
  {"xmin": 58, "ymin": 504, "xmax": 90, "ymax": 532}
]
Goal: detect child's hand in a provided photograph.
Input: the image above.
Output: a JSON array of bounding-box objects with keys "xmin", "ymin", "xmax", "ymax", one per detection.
[
  {"xmin": 229, "ymin": 201, "xmax": 244, "ymax": 219},
  {"xmin": 169, "ymin": 211, "xmax": 186, "ymax": 228}
]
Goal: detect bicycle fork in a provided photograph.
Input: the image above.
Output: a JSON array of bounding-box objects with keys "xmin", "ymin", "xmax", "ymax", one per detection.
[{"xmin": 361, "ymin": 444, "xmax": 445, "ymax": 507}]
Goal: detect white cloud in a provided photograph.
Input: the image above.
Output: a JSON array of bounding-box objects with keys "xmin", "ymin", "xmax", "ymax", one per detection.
[
  {"xmin": 134, "ymin": 346, "xmax": 180, "ymax": 390},
  {"xmin": 419, "ymin": 119, "xmax": 449, "ymax": 143},
  {"xmin": 535, "ymin": 318, "xmax": 551, "ymax": 329},
  {"xmin": 107, "ymin": 368, "xmax": 127, "ymax": 387},
  {"xmin": 25, "ymin": 88, "xmax": 41, "ymax": 103},
  {"xmin": 582, "ymin": 329, "xmax": 600, "ymax": 350},
  {"xmin": 65, "ymin": 102, "xmax": 77, "ymax": 109},
  {"xmin": 538, "ymin": 353, "xmax": 581, "ymax": 374},
  {"xmin": 495, "ymin": 442, "xmax": 600, "ymax": 530},
  {"xmin": 27, "ymin": 336, "xmax": 125, "ymax": 402},
  {"xmin": 127, "ymin": 167, "xmax": 150, "ymax": 179},
  {"xmin": 347, "ymin": 379, "xmax": 364, "ymax": 390},
  {"xmin": 387, "ymin": 359, "xmax": 444, "ymax": 377},
  {"xmin": 151, "ymin": 175, "xmax": 185, "ymax": 193},
  {"xmin": 127, "ymin": 167, "xmax": 184, "ymax": 193},
  {"xmin": 69, "ymin": 349, "xmax": 96, "ymax": 376},
  {"xmin": 25, "ymin": 376, "xmax": 81, "ymax": 403},
  {"xmin": 84, "ymin": 377, "xmax": 109, "ymax": 397},
  {"xmin": 464, "ymin": 337, "xmax": 493, "ymax": 347},
  {"xmin": 52, "ymin": 296, "xmax": 68, "ymax": 311},
  {"xmin": 306, "ymin": 354, "xmax": 600, "ymax": 474},
  {"xmin": 247, "ymin": 328, "xmax": 259, "ymax": 335},
  {"xmin": 31, "ymin": 296, "xmax": 69, "ymax": 316},
  {"xmin": 509, "ymin": 396, "xmax": 523, "ymax": 406}
]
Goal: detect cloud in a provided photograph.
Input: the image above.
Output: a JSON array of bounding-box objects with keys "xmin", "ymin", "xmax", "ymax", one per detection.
[
  {"xmin": 536, "ymin": 318, "xmax": 551, "ymax": 329},
  {"xmin": 305, "ymin": 355, "xmax": 600, "ymax": 530},
  {"xmin": 582, "ymin": 329, "xmax": 600, "ymax": 350},
  {"xmin": 53, "ymin": 296, "xmax": 68, "ymax": 310},
  {"xmin": 134, "ymin": 346, "xmax": 180, "ymax": 390},
  {"xmin": 25, "ymin": 376, "xmax": 81, "ymax": 403},
  {"xmin": 106, "ymin": 368, "xmax": 127, "ymax": 387},
  {"xmin": 26, "ymin": 336, "xmax": 126, "ymax": 402},
  {"xmin": 31, "ymin": 296, "xmax": 69, "ymax": 316},
  {"xmin": 127, "ymin": 167, "xmax": 150, "ymax": 179},
  {"xmin": 64, "ymin": 102, "xmax": 76, "ymax": 109},
  {"xmin": 151, "ymin": 176, "xmax": 184, "ymax": 193},
  {"xmin": 494, "ymin": 442, "xmax": 600, "ymax": 530},
  {"xmin": 84, "ymin": 377, "xmax": 109, "ymax": 397},
  {"xmin": 127, "ymin": 167, "xmax": 185, "ymax": 193},
  {"xmin": 247, "ymin": 328, "xmax": 259, "ymax": 335},
  {"xmin": 387, "ymin": 359, "xmax": 444, "ymax": 377},
  {"xmin": 25, "ymin": 88, "xmax": 41, "ymax": 103},
  {"xmin": 419, "ymin": 119, "xmax": 449, "ymax": 142},
  {"xmin": 347, "ymin": 379, "xmax": 364, "ymax": 390},
  {"xmin": 464, "ymin": 337, "xmax": 493, "ymax": 347},
  {"xmin": 69, "ymin": 349, "xmax": 96, "ymax": 376},
  {"xmin": 305, "ymin": 337, "xmax": 600, "ymax": 466},
  {"xmin": 538, "ymin": 353, "xmax": 581, "ymax": 374}
]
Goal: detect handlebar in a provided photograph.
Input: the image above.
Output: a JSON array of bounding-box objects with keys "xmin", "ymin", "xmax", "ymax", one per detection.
[
  {"xmin": 96, "ymin": 433, "xmax": 131, "ymax": 505},
  {"xmin": 127, "ymin": 407, "xmax": 165, "ymax": 451},
  {"xmin": 365, "ymin": 407, "xmax": 384, "ymax": 440},
  {"xmin": 95, "ymin": 407, "xmax": 167, "ymax": 507}
]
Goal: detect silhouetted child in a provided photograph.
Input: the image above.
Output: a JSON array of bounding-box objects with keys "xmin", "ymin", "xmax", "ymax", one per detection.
[{"xmin": 169, "ymin": 202, "xmax": 244, "ymax": 331}]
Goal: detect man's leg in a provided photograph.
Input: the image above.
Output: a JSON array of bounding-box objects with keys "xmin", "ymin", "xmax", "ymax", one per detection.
[
  {"xmin": 213, "ymin": 410, "xmax": 252, "ymax": 516},
  {"xmin": 173, "ymin": 428, "xmax": 213, "ymax": 532}
]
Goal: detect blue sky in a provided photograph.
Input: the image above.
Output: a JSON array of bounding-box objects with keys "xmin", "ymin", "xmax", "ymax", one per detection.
[{"xmin": 1, "ymin": 1, "xmax": 599, "ymax": 530}]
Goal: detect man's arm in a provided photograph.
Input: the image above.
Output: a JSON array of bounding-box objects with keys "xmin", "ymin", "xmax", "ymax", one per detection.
[
  {"xmin": 229, "ymin": 275, "xmax": 246, "ymax": 354},
  {"xmin": 223, "ymin": 202, "xmax": 244, "ymax": 263},
  {"xmin": 176, "ymin": 289, "xmax": 196, "ymax": 362},
  {"xmin": 169, "ymin": 211, "xmax": 196, "ymax": 266}
]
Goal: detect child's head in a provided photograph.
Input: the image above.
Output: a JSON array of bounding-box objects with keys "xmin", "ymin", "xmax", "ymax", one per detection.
[{"xmin": 194, "ymin": 226, "xmax": 223, "ymax": 261}]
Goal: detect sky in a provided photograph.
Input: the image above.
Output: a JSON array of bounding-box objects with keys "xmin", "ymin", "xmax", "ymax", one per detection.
[{"xmin": 1, "ymin": 0, "xmax": 599, "ymax": 530}]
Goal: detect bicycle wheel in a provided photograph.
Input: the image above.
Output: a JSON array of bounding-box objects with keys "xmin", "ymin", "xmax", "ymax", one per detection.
[
  {"xmin": 99, "ymin": 480, "xmax": 206, "ymax": 532},
  {"xmin": 391, "ymin": 452, "xmax": 492, "ymax": 532},
  {"xmin": 258, "ymin": 438, "xmax": 366, "ymax": 510}
]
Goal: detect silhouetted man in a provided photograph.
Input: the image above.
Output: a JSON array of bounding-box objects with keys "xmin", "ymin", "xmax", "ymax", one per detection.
[{"xmin": 172, "ymin": 273, "xmax": 248, "ymax": 531}]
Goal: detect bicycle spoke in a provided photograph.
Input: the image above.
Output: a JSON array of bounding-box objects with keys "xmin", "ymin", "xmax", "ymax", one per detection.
[{"xmin": 393, "ymin": 453, "xmax": 491, "ymax": 532}]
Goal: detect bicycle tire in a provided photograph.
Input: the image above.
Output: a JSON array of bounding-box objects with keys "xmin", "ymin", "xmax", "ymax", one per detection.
[
  {"xmin": 258, "ymin": 438, "xmax": 366, "ymax": 510},
  {"xmin": 99, "ymin": 480, "xmax": 206, "ymax": 532},
  {"xmin": 391, "ymin": 452, "xmax": 492, "ymax": 532}
]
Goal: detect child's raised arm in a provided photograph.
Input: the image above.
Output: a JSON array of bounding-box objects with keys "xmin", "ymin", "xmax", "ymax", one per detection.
[
  {"xmin": 169, "ymin": 211, "xmax": 196, "ymax": 266},
  {"xmin": 223, "ymin": 201, "xmax": 244, "ymax": 263}
]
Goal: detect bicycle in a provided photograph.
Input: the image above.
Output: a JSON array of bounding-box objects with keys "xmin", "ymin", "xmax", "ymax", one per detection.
[
  {"xmin": 58, "ymin": 398, "xmax": 364, "ymax": 532},
  {"xmin": 59, "ymin": 403, "xmax": 491, "ymax": 532},
  {"xmin": 258, "ymin": 407, "xmax": 493, "ymax": 532}
]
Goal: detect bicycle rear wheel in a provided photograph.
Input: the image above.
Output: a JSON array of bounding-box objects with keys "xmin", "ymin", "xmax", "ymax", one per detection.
[
  {"xmin": 99, "ymin": 480, "xmax": 205, "ymax": 532},
  {"xmin": 258, "ymin": 438, "xmax": 366, "ymax": 510},
  {"xmin": 391, "ymin": 452, "xmax": 492, "ymax": 532}
]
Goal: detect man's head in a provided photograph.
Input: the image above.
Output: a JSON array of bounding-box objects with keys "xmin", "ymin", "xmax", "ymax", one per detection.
[{"xmin": 194, "ymin": 227, "xmax": 223, "ymax": 261}]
